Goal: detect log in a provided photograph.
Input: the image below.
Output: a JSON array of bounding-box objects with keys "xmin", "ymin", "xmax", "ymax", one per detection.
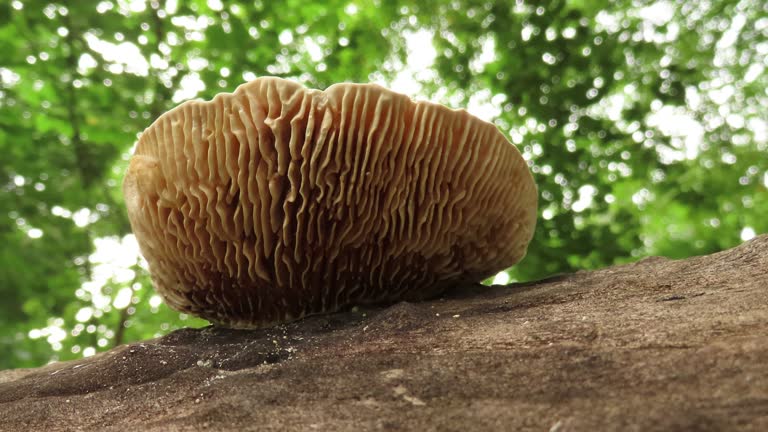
[{"xmin": 1, "ymin": 236, "xmax": 767, "ymax": 431}]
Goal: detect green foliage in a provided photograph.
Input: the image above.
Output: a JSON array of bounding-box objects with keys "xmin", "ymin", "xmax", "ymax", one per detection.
[{"xmin": 1, "ymin": 0, "xmax": 765, "ymax": 369}]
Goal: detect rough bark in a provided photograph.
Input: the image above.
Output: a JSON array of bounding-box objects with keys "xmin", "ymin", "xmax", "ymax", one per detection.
[{"xmin": 1, "ymin": 236, "xmax": 767, "ymax": 432}]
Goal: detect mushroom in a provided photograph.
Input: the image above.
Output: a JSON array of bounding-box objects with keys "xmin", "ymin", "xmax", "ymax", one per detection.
[{"xmin": 123, "ymin": 77, "xmax": 537, "ymax": 328}]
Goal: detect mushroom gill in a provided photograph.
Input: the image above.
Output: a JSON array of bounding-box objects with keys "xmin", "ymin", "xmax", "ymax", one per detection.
[{"xmin": 123, "ymin": 77, "xmax": 537, "ymax": 328}]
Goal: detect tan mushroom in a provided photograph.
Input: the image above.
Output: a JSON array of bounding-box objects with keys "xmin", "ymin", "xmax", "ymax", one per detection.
[{"xmin": 123, "ymin": 77, "xmax": 537, "ymax": 328}]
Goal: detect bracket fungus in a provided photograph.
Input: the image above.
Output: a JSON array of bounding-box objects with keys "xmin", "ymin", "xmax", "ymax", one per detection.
[{"xmin": 124, "ymin": 77, "xmax": 537, "ymax": 328}]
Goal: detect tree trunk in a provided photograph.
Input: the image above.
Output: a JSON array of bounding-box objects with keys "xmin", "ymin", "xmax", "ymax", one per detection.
[{"xmin": 1, "ymin": 236, "xmax": 767, "ymax": 431}]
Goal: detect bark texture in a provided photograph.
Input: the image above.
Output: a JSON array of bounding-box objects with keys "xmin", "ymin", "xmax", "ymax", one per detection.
[{"xmin": 1, "ymin": 236, "xmax": 767, "ymax": 431}]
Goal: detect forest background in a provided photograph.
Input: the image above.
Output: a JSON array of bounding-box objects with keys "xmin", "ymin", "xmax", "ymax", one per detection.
[{"xmin": 0, "ymin": 0, "xmax": 765, "ymax": 369}]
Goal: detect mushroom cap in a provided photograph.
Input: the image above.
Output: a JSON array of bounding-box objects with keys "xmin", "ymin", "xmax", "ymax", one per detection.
[{"xmin": 124, "ymin": 77, "xmax": 537, "ymax": 328}]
